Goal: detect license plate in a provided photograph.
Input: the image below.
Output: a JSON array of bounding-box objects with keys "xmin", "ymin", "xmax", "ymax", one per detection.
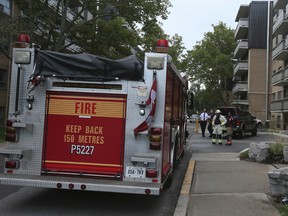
[{"xmin": 126, "ymin": 166, "xmax": 146, "ymax": 178}]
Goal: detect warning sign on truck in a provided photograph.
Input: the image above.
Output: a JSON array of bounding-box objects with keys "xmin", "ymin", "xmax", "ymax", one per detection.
[{"xmin": 42, "ymin": 91, "xmax": 127, "ymax": 177}]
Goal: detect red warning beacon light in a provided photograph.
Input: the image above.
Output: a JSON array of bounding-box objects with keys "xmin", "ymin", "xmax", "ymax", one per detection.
[
  {"xmin": 18, "ymin": 34, "xmax": 31, "ymax": 43},
  {"xmin": 155, "ymin": 39, "xmax": 169, "ymax": 53},
  {"xmin": 14, "ymin": 34, "xmax": 31, "ymax": 48}
]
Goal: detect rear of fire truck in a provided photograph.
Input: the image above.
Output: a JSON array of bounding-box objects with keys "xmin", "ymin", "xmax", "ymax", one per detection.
[{"xmin": 0, "ymin": 36, "xmax": 188, "ymax": 195}]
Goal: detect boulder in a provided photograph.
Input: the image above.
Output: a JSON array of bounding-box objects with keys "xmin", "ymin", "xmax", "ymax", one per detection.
[
  {"xmin": 268, "ymin": 167, "xmax": 288, "ymax": 196},
  {"xmin": 283, "ymin": 146, "xmax": 288, "ymax": 163},
  {"xmin": 249, "ymin": 142, "xmax": 270, "ymax": 162}
]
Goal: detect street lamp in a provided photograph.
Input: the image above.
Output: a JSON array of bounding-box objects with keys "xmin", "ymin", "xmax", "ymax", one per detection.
[{"xmin": 265, "ymin": 0, "xmax": 271, "ymax": 124}]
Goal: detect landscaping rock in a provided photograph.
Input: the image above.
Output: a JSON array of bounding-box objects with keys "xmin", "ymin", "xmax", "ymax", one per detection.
[
  {"xmin": 284, "ymin": 146, "xmax": 288, "ymax": 163},
  {"xmin": 268, "ymin": 167, "xmax": 288, "ymax": 196},
  {"xmin": 249, "ymin": 142, "xmax": 270, "ymax": 162}
]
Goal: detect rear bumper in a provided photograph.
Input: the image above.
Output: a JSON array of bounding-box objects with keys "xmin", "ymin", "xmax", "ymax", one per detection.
[{"xmin": 0, "ymin": 174, "xmax": 162, "ymax": 195}]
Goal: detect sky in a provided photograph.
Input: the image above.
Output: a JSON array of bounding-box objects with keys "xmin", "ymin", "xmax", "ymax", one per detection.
[{"xmin": 161, "ymin": 0, "xmax": 265, "ymax": 50}]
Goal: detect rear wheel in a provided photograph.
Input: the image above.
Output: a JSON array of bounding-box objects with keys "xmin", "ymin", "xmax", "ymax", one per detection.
[
  {"xmin": 251, "ymin": 128, "xmax": 257, "ymax": 136},
  {"xmin": 238, "ymin": 129, "xmax": 245, "ymax": 139}
]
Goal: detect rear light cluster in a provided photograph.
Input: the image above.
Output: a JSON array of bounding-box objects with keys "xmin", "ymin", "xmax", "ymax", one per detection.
[
  {"xmin": 146, "ymin": 169, "xmax": 158, "ymax": 178},
  {"xmin": 149, "ymin": 127, "xmax": 162, "ymax": 150},
  {"xmin": 5, "ymin": 119, "xmax": 18, "ymax": 142},
  {"xmin": 235, "ymin": 119, "xmax": 241, "ymax": 126},
  {"xmin": 5, "ymin": 160, "xmax": 20, "ymax": 169}
]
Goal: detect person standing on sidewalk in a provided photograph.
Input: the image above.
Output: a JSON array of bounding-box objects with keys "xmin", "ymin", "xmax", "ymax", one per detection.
[
  {"xmin": 199, "ymin": 108, "xmax": 209, "ymax": 137},
  {"xmin": 212, "ymin": 109, "xmax": 227, "ymax": 145},
  {"xmin": 207, "ymin": 109, "xmax": 214, "ymax": 138},
  {"xmin": 226, "ymin": 112, "xmax": 235, "ymax": 145}
]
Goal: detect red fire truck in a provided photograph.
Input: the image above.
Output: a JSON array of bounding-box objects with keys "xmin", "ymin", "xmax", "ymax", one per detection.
[{"xmin": 0, "ymin": 36, "xmax": 188, "ymax": 195}]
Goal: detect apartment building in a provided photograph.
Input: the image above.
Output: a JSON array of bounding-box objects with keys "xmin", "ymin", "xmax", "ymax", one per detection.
[
  {"xmin": 0, "ymin": 0, "xmax": 12, "ymax": 127},
  {"xmin": 271, "ymin": 0, "xmax": 288, "ymax": 130},
  {"xmin": 233, "ymin": 1, "xmax": 271, "ymax": 125}
]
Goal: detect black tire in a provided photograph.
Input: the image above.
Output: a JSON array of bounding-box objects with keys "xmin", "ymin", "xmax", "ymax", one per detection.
[
  {"xmin": 251, "ymin": 128, "xmax": 257, "ymax": 136},
  {"xmin": 164, "ymin": 170, "xmax": 173, "ymax": 189},
  {"xmin": 238, "ymin": 129, "xmax": 245, "ymax": 139}
]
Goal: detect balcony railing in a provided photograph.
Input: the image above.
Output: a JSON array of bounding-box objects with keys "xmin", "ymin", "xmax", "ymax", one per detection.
[
  {"xmin": 273, "ymin": 10, "xmax": 288, "ymax": 35},
  {"xmin": 231, "ymin": 99, "xmax": 249, "ymax": 106},
  {"xmin": 271, "ymin": 99, "xmax": 288, "ymax": 111},
  {"xmin": 272, "ymin": 39, "xmax": 288, "ymax": 60},
  {"xmin": 234, "ymin": 40, "xmax": 248, "ymax": 59},
  {"xmin": 235, "ymin": 18, "xmax": 249, "ymax": 40},
  {"xmin": 272, "ymin": 67, "xmax": 288, "ymax": 86},
  {"xmin": 233, "ymin": 60, "xmax": 248, "ymax": 77},
  {"xmin": 232, "ymin": 81, "xmax": 248, "ymax": 94}
]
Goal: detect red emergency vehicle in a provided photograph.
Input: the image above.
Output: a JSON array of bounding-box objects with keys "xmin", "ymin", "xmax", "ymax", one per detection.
[{"xmin": 0, "ymin": 37, "xmax": 188, "ymax": 195}]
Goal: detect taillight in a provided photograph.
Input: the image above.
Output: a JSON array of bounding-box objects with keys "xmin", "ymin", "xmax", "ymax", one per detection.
[
  {"xmin": 236, "ymin": 119, "xmax": 241, "ymax": 126},
  {"xmin": 146, "ymin": 169, "xmax": 158, "ymax": 178},
  {"xmin": 5, "ymin": 119, "xmax": 18, "ymax": 142},
  {"xmin": 5, "ymin": 160, "xmax": 20, "ymax": 169},
  {"xmin": 149, "ymin": 127, "xmax": 162, "ymax": 150}
]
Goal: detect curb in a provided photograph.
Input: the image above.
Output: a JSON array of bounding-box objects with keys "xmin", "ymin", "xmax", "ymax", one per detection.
[{"xmin": 173, "ymin": 160, "xmax": 195, "ymax": 216}]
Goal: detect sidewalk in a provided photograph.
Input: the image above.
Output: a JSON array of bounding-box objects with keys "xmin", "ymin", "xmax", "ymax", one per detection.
[{"xmin": 174, "ymin": 152, "xmax": 281, "ymax": 216}]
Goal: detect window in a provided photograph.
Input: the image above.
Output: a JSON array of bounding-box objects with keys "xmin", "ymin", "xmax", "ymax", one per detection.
[
  {"xmin": 0, "ymin": 69, "xmax": 7, "ymax": 90},
  {"xmin": 0, "ymin": 0, "xmax": 11, "ymax": 15}
]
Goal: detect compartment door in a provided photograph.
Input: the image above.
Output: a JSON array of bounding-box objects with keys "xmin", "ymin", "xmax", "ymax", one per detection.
[{"xmin": 42, "ymin": 91, "xmax": 126, "ymax": 177}]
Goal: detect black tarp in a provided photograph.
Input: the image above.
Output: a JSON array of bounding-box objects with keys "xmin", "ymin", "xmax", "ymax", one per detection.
[{"xmin": 34, "ymin": 50, "xmax": 144, "ymax": 81}]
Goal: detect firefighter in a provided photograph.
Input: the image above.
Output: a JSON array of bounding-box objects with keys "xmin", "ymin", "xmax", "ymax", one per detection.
[
  {"xmin": 199, "ymin": 108, "xmax": 209, "ymax": 137},
  {"xmin": 212, "ymin": 109, "xmax": 227, "ymax": 145},
  {"xmin": 226, "ymin": 112, "xmax": 234, "ymax": 145}
]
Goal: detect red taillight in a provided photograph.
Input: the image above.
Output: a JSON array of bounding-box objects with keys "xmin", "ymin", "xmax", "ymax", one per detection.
[
  {"xmin": 149, "ymin": 128, "xmax": 162, "ymax": 150},
  {"xmin": 145, "ymin": 189, "xmax": 151, "ymax": 195},
  {"xmin": 5, "ymin": 160, "xmax": 19, "ymax": 169},
  {"xmin": 5, "ymin": 133, "xmax": 18, "ymax": 142},
  {"xmin": 5, "ymin": 119, "xmax": 18, "ymax": 142},
  {"xmin": 146, "ymin": 169, "xmax": 158, "ymax": 178},
  {"xmin": 6, "ymin": 119, "xmax": 14, "ymax": 127},
  {"xmin": 236, "ymin": 119, "xmax": 240, "ymax": 126}
]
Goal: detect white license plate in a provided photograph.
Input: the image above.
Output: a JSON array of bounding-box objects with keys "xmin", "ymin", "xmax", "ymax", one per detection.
[{"xmin": 126, "ymin": 166, "xmax": 146, "ymax": 178}]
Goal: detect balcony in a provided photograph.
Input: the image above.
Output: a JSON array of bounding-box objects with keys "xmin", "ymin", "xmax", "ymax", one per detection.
[
  {"xmin": 271, "ymin": 100, "xmax": 283, "ymax": 111},
  {"xmin": 272, "ymin": 39, "xmax": 288, "ymax": 60},
  {"xmin": 272, "ymin": 10, "xmax": 288, "ymax": 35},
  {"xmin": 274, "ymin": 0, "xmax": 287, "ymax": 10},
  {"xmin": 235, "ymin": 18, "xmax": 249, "ymax": 40},
  {"xmin": 232, "ymin": 81, "xmax": 248, "ymax": 94},
  {"xmin": 233, "ymin": 60, "xmax": 248, "ymax": 77},
  {"xmin": 271, "ymin": 99, "xmax": 288, "ymax": 112},
  {"xmin": 234, "ymin": 40, "xmax": 248, "ymax": 59},
  {"xmin": 231, "ymin": 99, "xmax": 249, "ymax": 106},
  {"xmin": 272, "ymin": 67, "xmax": 288, "ymax": 86}
]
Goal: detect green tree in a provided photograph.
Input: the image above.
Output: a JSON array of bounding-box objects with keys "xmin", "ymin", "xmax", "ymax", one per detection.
[
  {"xmin": 168, "ymin": 34, "xmax": 186, "ymax": 70},
  {"xmin": 185, "ymin": 22, "xmax": 236, "ymax": 105},
  {"xmin": 0, "ymin": 0, "xmax": 172, "ymax": 59}
]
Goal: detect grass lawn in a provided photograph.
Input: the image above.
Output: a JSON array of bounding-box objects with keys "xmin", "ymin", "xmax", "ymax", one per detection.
[{"xmin": 279, "ymin": 205, "xmax": 288, "ymax": 216}]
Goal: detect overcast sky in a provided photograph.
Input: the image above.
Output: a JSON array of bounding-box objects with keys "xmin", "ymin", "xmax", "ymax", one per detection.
[{"xmin": 161, "ymin": 0, "xmax": 267, "ymax": 50}]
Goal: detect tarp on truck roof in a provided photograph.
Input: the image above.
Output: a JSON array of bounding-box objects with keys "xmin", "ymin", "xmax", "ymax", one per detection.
[{"xmin": 34, "ymin": 50, "xmax": 144, "ymax": 81}]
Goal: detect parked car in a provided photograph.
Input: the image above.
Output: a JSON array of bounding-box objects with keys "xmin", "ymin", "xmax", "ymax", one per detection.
[
  {"xmin": 217, "ymin": 106, "xmax": 257, "ymax": 138},
  {"xmin": 254, "ymin": 118, "xmax": 263, "ymax": 128},
  {"xmin": 190, "ymin": 114, "xmax": 199, "ymax": 122}
]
